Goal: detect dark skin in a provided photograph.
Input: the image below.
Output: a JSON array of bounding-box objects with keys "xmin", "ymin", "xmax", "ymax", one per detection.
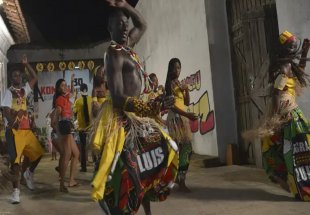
[
  {"xmin": 170, "ymin": 62, "xmax": 197, "ymax": 121},
  {"xmin": 150, "ymin": 75, "xmax": 159, "ymax": 93},
  {"xmin": 53, "ymin": 76, "xmax": 79, "ymax": 192},
  {"xmin": 2, "ymin": 55, "xmax": 40, "ymax": 190},
  {"xmin": 105, "ymin": 1, "xmax": 172, "ymax": 214},
  {"xmin": 106, "ymin": 0, "xmax": 145, "ymax": 110}
]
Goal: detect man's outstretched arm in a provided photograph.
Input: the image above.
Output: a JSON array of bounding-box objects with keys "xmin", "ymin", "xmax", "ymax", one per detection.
[
  {"xmin": 22, "ymin": 55, "xmax": 37, "ymax": 89},
  {"xmin": 107, "ymin": 0, "xmax": 147, "ymax": 47}
]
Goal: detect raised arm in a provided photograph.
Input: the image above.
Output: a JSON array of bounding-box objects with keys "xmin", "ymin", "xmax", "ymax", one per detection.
[
  {"xmin": 299, "ymin": 38, "xmax": 310, "ymax": 70},
  {"xmin": 273, "ymin": 64, "xmax": 290, "ymax": 114},
  {"xmin": 22, "ymin": 55, "xmax": 37, "ymax": 89},
  {"xmin": 107, "ymin": 0, "xmax": 147, "ymax": 47},
  {"xmin": 70, "ymin": 72, "xmax": 76, "ymax": 96},
  {"xmin": 180, "ymin": 83, "xmax": 190, "ymax": 106}
]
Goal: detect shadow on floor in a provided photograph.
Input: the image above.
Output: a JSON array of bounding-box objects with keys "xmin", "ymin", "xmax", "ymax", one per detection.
[{"xmin": 171, "ymin": 186, "xmax": 294, "ymax": 202}]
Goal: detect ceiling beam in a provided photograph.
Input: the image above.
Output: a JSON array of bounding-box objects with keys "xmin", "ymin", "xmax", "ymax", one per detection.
[{"xmin": 3, "ymin": 0, "xmax": 30, "ymax": 44}]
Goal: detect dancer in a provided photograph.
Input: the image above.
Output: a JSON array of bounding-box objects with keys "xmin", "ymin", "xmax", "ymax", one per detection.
[
  {"xmin": 91, "ymin": 1, "xmax": 178, "ymax": 214},
  {"xmin": 244, "ymin": 31, "xmax": 310, "ymax": 201},
  {"xmin": 165, "ymin": 58, "xmax": 198, "ymax": 193},
  {"xmin": 2, "ymin": 55, "xmax": 44, "ymax": 203},
  {"xmin": 52, "ymin": 75, "xmax": 80, "ymax": 192},
  {"xmin": 73, "ymin": 83, "xmax": 92, "ymax": 172}
]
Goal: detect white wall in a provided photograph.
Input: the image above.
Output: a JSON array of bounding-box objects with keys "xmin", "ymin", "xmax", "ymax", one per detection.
[
  {"xmin": 0, "ymin": 15, "xmax": 14, "ymax": 102},
  {"xmin": 135, "ymin": 0, "xmax": 218, "ymax": 156},
  {"xmin": 205, "ymin": 0, "xmax": 238, "ymax": 162},
  {"xmin": 276, "ymin": 0, "xmax": 310, "ymax": 117}
]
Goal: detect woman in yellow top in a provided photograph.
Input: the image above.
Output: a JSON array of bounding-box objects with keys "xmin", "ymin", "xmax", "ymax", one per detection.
[
  {"xmin": 165, "ymin": 58, "xmax": 198, "ymax": 192},
  {"xmin": 259, "ymin": 31, "xmax": 310, "ymax": 201}
]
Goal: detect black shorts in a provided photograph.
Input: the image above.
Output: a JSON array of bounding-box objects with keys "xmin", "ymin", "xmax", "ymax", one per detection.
[{"xmin": 58, "ymin": 120, "xmax": 73, "ymax": 135}]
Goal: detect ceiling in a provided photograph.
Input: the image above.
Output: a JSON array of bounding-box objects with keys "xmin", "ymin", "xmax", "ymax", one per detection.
[{"xmin": 17, "ymin": 0, "xmax": 139, "ymax": 48}]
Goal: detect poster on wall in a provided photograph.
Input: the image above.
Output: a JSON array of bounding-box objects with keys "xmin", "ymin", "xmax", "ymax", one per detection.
[
  {"xmin": 64, "ymin": 69, "xmax": 93, "ymax": 102},
  {"xmin": 36, "ymin": 71, "xmax": 63, "ymax": 146}
]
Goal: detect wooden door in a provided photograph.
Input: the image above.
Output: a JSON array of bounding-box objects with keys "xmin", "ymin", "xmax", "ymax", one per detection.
[{"xmin": 227, "ymin": 0, "xmax": 279, "ymax": 166}]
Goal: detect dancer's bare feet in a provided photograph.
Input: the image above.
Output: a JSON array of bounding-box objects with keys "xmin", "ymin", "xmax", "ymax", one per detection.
[
  {"xmin": 60, "ymin": 184, "xmax": 69, "ymax": 193},
  {"xmin": 68, "ymin": 180, "xmax": 79, "ymax": 188}
]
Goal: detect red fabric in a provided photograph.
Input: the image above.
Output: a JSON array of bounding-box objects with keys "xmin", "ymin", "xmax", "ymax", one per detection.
[{"xmin": 56, "ymin": 94, "xmax": 72, "ymax": 118}]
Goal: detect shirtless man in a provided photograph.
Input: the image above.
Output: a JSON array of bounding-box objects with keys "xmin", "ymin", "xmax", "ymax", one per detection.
[{"xmin": 92, "ymin": 1, "xmax": 177, "ymax": 214}]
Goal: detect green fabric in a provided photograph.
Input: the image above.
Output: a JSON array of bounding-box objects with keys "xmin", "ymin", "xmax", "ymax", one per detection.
[
  {"xmin": 262, "ymin": 143, "xmax": 286, "ymax": 178},
  {"xmin": 283, "ymin": 108, "xmax": 310, "ymax": 140},
  {"xmin": 178, "ymin": 141, "xmax": 192, "ymax": 172},
  {"xmin": 283, "ymin": 107, "xmax": 310, "ymax": 174}
]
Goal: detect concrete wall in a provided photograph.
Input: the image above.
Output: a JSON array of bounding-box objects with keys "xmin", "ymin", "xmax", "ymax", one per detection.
[
  {"xmin": 205, "ymin": 0, "xmax": 238, "ymax": 162},
  {"xmin": 276, "ymin": 0, "xmax": 310, "ymax": 117},
  {"xmin": 0, "ymin": 15, "xmax": 14, "ymax": 102},
  {"xmin": 135, "ymin": 0, "xmax": 218, "ymax": 156}
]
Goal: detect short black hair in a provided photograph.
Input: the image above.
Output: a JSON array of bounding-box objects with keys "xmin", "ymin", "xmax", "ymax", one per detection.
[
  {"xmin": 149, "ymin": 73, "xmax": 157, "ymax": 80},
  {"xmin": 8, "ymin": 65, "xmax": 23, "ymax": 77},
  {"xmin": 80, "ymin": 83, "xmax": 88, "ymax": 92}
]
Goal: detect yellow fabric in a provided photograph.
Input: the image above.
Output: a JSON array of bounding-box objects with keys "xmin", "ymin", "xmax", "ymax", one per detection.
[
  {"xmin": 91, "ymin": 99, "xmax": 124, "ymax": 200},
  {"xmin": 261, "ymin": 136, "xmax": 273, "ymax": 153},
  {"xmin": 91, "ymin": 125, "xmax": 125, "ymax": 201},
  {"xmin": 172, "ymin": 85, "xmax": 185, "ymax": 111},
  {"xmin": 12, "ymin": 129, "xmax": 44, "ymax": 164},
  {"xmin": 274, "ymin": 74, "xmax": 296, "ymax": 98},
  {"xmin": 279, "ymin": 31, "xmax": 294, "ymax": 44},
  {"xmin": 0, "ymin": 129, "xmax": 5, "ymax": 142},
  {"xmin": 98, "ymin": 97, "xmax": 107, "ymax": 104},
  {"xmin": 11, "ymin": 97, "xmax": 27, "ymax": 111},
  {"xmin": 285, "ymin": 77, "xmax": 297, "ymax": 97},
  {"xmin": 73, "ymin": 96, "xmax": 92, "ymax": 130},
  {"xmin": 159, "ymin": 128, "xmax": 178, "ymax": 166},
  {"xmin": 142, "ymin": 91, "xmax": 160, "ymax": 103}
]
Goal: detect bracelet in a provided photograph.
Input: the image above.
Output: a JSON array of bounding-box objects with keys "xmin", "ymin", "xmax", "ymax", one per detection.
[{"xmin": 131, "ymin": 97, "xmax": 160, "ymax": 117}]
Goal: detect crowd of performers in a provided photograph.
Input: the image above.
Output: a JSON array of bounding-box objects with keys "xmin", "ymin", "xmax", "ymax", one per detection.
[
  {"xmin": 1, "ymin": 0, "xmax": 310, "ymax": 214},
  {"xmin": 0, "ymin": 1, "xmax": 197, "ymax": 214}
]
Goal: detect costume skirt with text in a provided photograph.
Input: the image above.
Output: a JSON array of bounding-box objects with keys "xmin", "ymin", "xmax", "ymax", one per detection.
[
  {"xmin": 262, "ymin": 108, "xmax": 310, "ymax": 201},
  {"xmin": 90, "ymin": 100, "xmax": 178, "ymax": 214},
  {"xmin": 98, "ymin": 126, "xmax": 178, "ymax": 214}
]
